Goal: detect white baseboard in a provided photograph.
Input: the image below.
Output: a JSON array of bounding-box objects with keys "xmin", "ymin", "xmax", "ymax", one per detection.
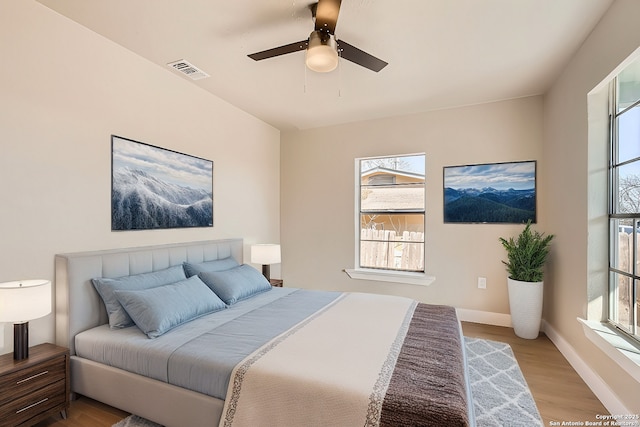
[
  {"xmin": 456, "ymin": 308, "xmax": 512, "ymax": 327},
  {"xmin": 542, "ymin": 320, "xmax": 630, "ymax": 415}
]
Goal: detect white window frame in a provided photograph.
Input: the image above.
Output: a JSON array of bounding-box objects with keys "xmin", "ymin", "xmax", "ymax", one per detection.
[
  {"xmin": 580, "ymin": 48, "xmax": 640, "ymax": 394},
  {"xmin": 345, "ymin": 153, "xmax": 435, "ymax": 286},
  {"xmin": 608, "ymin": 64, "xmax": 640, "ymax": 344}
]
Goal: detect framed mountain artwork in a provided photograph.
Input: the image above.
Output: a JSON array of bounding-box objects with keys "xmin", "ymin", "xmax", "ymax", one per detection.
[
  {"xmin": 443, "ymin": 160, "xmax": 536, "ymax": 224},
  {"xmin": 111, "ymin": 135, "xmax": 213, "ymax": 230}
]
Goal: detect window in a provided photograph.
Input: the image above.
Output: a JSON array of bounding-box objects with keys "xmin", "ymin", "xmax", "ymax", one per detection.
[
  {"xmin": 609, "ymin": 56, "xmax": 640, "ymax": 343},
  {"xmin": 357, "ymin": 154, "xmax": 426, "ymax": 272}
]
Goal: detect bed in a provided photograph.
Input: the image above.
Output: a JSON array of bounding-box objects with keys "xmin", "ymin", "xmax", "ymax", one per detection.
[{"xmin": 55, "ymin": 239, "xmax": 475, "ymax": 427}]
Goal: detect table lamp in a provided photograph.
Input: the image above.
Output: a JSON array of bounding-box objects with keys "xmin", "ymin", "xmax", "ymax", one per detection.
[
  {"xmin": 251, "ymin": 244, "xmax": 281, "ymax": 281},
  {"xmin": 0, "ymin": 279, "xmax": 52, "ymax": 360}
]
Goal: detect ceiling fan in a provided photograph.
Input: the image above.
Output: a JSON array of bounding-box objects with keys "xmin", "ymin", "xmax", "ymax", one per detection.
[{"xmin": 247, "ymin": 0, "xmax": 388, "ymax": 73}]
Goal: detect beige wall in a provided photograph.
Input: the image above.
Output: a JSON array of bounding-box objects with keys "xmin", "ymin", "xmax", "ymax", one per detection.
[
  {"xmin": 0, "ymin": 1, "xmax": 280, "ymax": 354},
  {"xmin": 543, "ymin": 0, "xmax": 640, "ymax": 413},
  {"xmin": 281, "ymin": 96, "xmax": 543, "ymax": 309}
]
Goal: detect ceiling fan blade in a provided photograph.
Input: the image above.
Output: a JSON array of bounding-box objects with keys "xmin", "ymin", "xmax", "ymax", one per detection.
[
  {"xmin": 248, "ymin": 40, "xmax": 308, "ymax": 61},
  {"xmin": 337, "ymin": 40, "xmax": 388, "ymax": 72},
  {"xmin": 314, "ymin": 0, "xmax": 341, "ymax": 34}
]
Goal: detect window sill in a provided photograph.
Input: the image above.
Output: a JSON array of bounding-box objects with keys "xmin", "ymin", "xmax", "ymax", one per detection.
[
  {"xmin": 344, "ymin": 268, "xmax": 435, "ymax": 287},
  {"xmin": 578, "ymin": 318, "xmax": 640, "ymax": 383}
]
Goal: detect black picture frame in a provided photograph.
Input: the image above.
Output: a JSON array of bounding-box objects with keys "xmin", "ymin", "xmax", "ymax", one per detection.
[
  {"xmin": 443, "ymin": 160, "xmax": 536, "ymax": 224},
  {"xmin": 111, "ymin": 135, "xmax": 213, "ymax": 230}
]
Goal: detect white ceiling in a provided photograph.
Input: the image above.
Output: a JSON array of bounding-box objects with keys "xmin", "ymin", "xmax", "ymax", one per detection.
[{"xmin": 37, "ymin": 0, "xmax": 613, "ymax": 132}]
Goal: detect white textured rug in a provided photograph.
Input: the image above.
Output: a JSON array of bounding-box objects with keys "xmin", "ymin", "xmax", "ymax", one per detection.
[
  {"xmin": 113, "ymin": 337, "xmax": 542, "ymax": 427},
  {"xmin": 465, "ymin": 337, "xmax": 543, "ymax": 426}
]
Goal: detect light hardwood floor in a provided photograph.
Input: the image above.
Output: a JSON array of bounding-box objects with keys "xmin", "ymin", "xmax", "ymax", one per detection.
[
  {"xmin": 36, "ymin": 322, "xmax": 608, "ymax": 426},
  {"xmin": 34, "ymin": 397, "xmax": 128, "ymax": 427}
]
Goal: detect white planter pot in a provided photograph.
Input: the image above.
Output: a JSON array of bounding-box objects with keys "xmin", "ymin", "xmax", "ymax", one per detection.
[{"xmin": 507, "ymin": 278, "xmax": 543, "ymax": 339}]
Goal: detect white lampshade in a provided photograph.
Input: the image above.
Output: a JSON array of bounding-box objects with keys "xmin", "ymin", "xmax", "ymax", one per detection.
[
  {"xmin": 0, "ymin": 279, "xmax": 51, "ymax": 323},
  {"xmin": 305, "ymin": 30, "xmax": 338, "ymax": 73},
  {"xmin": 251, "ymin": 244, "xmax": 281, "ymax": 265}
]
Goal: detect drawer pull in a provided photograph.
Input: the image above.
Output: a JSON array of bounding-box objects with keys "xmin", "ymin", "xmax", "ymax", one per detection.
[
  {"xmin": 16, "ymin": 398, "xmax": 48, "ymax": 414},
  {"xmin": 16, "ymin": 370, "xmax": 49, "ymax": 384}
]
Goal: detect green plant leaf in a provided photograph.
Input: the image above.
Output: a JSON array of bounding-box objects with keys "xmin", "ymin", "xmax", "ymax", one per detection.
[{"xmin": 499, "ymin": 221, "xmax": 554, "ymax": 282}]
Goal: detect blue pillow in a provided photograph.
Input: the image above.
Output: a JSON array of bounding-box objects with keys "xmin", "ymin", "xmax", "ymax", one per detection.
[
  {"xmin": 114, "ymin": 276, "xmax": 226, "ymax": 338},
  {"xmin": 92, "ymin": 265, "xmax": 187, "ymax": 329},
  {"xmin": 198, "ymin": 264, "xmax": 271, "ymax": 305},
  {"xmin": 183, "ymin": 257, "xmax": 240, "ymax": 277}
]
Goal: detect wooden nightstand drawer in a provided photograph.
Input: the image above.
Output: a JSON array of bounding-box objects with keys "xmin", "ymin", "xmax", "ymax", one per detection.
[
  {"xmin": 0, "ymin": 379, "xmax": 66, "ymax": 427},
  {"xmin": 0, "ymin": 344, "xmax": 70, "ymax": 427},
  {"xmin": 0, "ymin": 356, "xmax": 66, "ymax": 407}
]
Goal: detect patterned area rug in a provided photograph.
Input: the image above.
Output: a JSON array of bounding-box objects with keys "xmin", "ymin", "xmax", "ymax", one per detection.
[
  {"xmin": 113, "ymin": 337, "xmax": 542, "ymax": 427},
  {"xmin": 465, "ymin": 337, "xmax": 543, "ymax": 426},
  {"xmin": 112, "ymin": 415, "xmax": 162, "ymax": 427}
]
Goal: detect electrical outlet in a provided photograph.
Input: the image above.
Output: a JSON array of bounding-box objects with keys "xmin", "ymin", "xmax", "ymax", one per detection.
[{"xmin": 478, "ymin": 277, "xmax": 487, "ymax": 289}]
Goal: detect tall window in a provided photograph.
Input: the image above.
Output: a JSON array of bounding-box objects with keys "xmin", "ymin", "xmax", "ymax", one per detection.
[
  {"xmin": 609, "ymin": 56, "xmax": 640, "ymax": 342},
  {"xmin": 357, "ymin": 154, "xmax": 425, "ymax": 272}
]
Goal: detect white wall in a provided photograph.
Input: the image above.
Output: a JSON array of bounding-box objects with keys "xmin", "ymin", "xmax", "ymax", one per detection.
[
  {"xmin": 0, "ymin": 1, "xmax": 280, "ymax": 354},
  {"xmin": 543, "ymin": 0, "xmax": 640, "ymax": 412},
  {"xmin": 281, "ymin": 96, "xmax": 543, "ymax": 311}
]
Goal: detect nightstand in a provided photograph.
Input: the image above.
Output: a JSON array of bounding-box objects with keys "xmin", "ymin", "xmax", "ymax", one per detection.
[
  {"xmin": 269, "ymin": 279, "xmax": 283, "ymax": 287},
  {"xmin": 0, "ymin": 343, "xmax": 70, "ymax": 427}
]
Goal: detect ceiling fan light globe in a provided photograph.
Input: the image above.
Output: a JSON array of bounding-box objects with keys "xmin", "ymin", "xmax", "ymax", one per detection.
[
  {"xmin": 306, "ymin": 46, "xmax": 338, "ymax": 72},
  {"xmin": 305, "ymin": 31, "xmax": 338, "ymax": 73}
]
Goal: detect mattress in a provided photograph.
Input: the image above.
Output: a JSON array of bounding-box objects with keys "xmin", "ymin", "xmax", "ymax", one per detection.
[{"xmin": 75, "ymin": 287, "xmax": 340, "ymax": 399}]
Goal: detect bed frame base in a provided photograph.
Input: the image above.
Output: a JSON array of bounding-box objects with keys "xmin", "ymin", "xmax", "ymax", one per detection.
[{"xmin": 72, "ymin": 357, "xmax": 223, "ymax": 427}]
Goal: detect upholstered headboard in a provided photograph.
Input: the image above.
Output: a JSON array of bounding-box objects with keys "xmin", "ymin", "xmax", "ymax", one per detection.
[{"xmin": 55, "ymin": 239, "xmax": 243, "ymax": 355}]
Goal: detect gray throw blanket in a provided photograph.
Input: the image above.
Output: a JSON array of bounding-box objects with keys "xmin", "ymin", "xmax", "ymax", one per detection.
[{"xmin": 380, "ymin": 304, "xmax": 470, "ymax": 427}]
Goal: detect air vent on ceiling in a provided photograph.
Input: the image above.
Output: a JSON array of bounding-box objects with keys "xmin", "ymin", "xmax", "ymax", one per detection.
[{"xmin": 167, "ymin": 59, "xmax": 210, "ymax": 80}]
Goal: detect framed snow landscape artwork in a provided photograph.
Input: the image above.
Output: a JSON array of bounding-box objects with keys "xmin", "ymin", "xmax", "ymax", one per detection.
[
  {"xmin": 443, "ymin": 160, "xmax": 536, "ymax": 224},
  {"xmin": 111, "ymin": 135, "xmax": 213, "ymax": 230}
]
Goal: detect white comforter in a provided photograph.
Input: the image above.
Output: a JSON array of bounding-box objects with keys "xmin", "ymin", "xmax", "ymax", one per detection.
[{"xmin": 219, "ymin": 292, "xmax": 417, "ymax": 427}]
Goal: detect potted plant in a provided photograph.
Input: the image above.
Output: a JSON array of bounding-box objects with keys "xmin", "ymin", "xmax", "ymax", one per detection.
[{"xmin": 499, "ymin": 221, "xmax": 554, "ymax": 339}]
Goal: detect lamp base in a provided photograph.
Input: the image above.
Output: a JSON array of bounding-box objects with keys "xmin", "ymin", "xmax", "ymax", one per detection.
[
  {"xmin": 14, "ymin": 322, "xmax": 29, "ymax": 360},
  {"xmin": 261, "ymin": 264, "xmax": 271, "ymax": 281}
]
